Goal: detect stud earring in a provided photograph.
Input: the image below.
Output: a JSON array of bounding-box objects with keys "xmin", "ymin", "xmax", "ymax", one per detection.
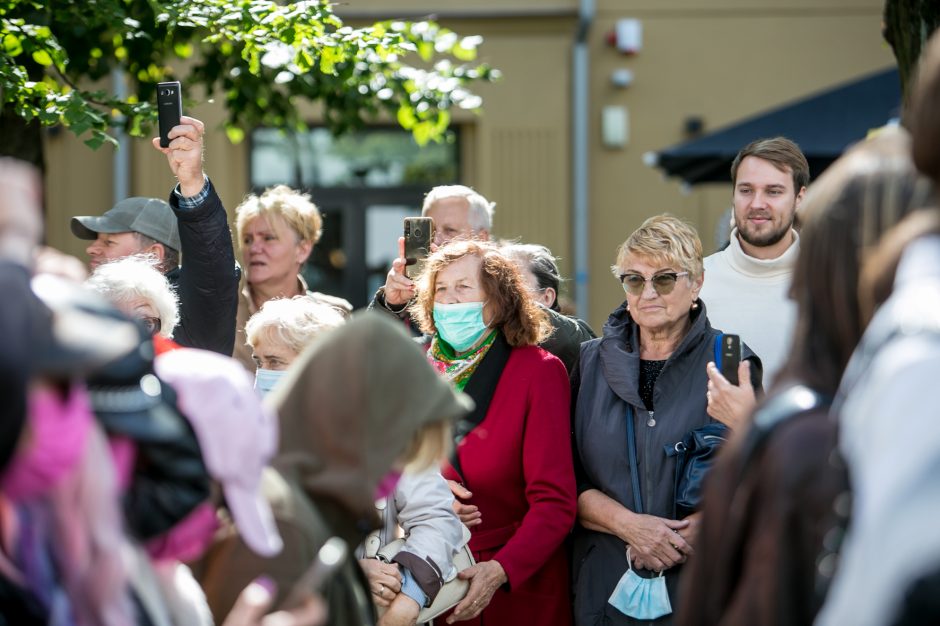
[{"xmin": 691, "ymin": 301, "xmax": 699, "ymax": 311}]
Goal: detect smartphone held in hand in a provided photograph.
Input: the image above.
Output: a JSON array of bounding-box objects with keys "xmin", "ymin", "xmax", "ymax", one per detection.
[
  {"xmin": 157, "ymin": 81, "xmax": 182, "ymax": 148},
  {"xmin": 717, "ymin": 334, "xmax": 741, "ymax": 386},
  {"xmin": 404, "ymin": 217, "xmax": 435, "ymax": 279}
]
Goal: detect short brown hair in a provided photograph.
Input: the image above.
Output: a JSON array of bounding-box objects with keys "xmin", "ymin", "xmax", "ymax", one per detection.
[
  {"xmin": 410, "ymin": 241, "xmax": 551, "ymax": 347},
  {"xmin": 909, "ymin": 29, "xmax": 940, "ymax": 184},
  {"xmin": 731, "ymin": 137, "xmax": 810, "ymax": 193}
]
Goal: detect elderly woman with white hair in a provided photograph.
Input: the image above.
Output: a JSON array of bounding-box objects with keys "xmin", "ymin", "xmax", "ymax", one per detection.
[
  {"xmin": 85, "ymin": 254, "xmax": 179, "ymax": 342},
  {"xmin": 244, "ymin": 295, "xmax": 346, "ymax": 396}
]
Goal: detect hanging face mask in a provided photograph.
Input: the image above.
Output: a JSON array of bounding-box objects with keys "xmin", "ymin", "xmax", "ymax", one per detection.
[
  {"xmin": 254, "ymin": 368, "xmax": 287, "ymax": 397},
  {"xmin": 608, "ymin": 547, "xmax": 672, "ymax": 620},
  {"xmin": 1, "ymin": 384, "xmax": 94, "ymax": 502},
  {"xmin": 433, "ymin": 301, "xmax": 488, "ymax": 353},
  {"xmin": 374, "ymin": 470, "xmax": 402, "ymax": 501}
]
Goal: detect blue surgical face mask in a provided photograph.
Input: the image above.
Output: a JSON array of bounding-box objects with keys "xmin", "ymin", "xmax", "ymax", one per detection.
[
  {"xmin": 433, "ymin": 301, "xmax": 488, "ymax": 353},
  {"xmin": 254, "ymin": 368, "xmax": 287, "ymax": 397},
  {"xmin": 607, "ymin": 548, "xmax": 672, "ymax": 620}
]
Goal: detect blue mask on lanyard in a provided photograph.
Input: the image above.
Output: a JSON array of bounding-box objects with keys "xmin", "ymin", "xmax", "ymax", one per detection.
[
  {"xmin": 254, "ymin": 368, "xmax": 287, "ymax": 397},
  {"xmin": 608, "ymin": 547, "xmax": 672, "ymax": 620},
  {"xmin": 433, "ymin": 301, "xmax": 488, "ymax": 353}
]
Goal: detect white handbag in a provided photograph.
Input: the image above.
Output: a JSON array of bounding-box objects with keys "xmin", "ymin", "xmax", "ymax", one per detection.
[{"xmin": 369, "ymin": 524, "xmax": 475, "ymax": 623}]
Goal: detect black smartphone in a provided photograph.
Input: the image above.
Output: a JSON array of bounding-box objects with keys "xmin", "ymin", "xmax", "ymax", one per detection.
[
  {"xmin": 157, "ymin": 81, "xmax": 182, "ymax": 148},
  {"xmin": 718, "ymin": 334, "xmax": 742, "ymax": 386},
  {"xmin": 404, "ymin": 216, "xmax": 435, "ymax": 279},
  {"xmin": 285, "ymin": 536, "xmax": 347, "ymax": 605}
]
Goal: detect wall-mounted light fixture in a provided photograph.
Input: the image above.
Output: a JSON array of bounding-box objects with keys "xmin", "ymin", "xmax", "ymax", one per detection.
[{"xmin": 602, "ymin": 105, "xmax": 629, "ymax": 148}]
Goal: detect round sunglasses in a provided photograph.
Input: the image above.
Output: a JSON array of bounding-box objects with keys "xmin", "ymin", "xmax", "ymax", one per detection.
[{"xmin": 619, "ymin": 271, "xmax": 689, "ymax": 296}]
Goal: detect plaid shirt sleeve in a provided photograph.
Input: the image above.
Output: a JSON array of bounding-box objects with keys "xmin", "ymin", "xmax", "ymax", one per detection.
[{"xmin": 172, "ymin": 175, "xmax": 210, "ymax": 210}]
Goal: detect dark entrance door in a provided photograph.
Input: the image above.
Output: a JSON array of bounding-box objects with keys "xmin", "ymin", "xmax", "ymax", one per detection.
[
  {"xmin": 301, "ymin": 187, "xmax": 426, "ymax": 309},
  {"xmin": 250, "ymin": 126, "xmax": 461, "ymax": 309}
]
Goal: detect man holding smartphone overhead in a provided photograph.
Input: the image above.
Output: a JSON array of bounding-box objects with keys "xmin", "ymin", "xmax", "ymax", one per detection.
[
  {"xmin": 70, "ymin": 113, "xmax": 239, "ymax": 355},
  {"xmin": 370, "ymin": 184, "xmax": 493, "ymax": 329},
  {"xmin": 370, "ymin": 185, "xmax": 596, "ymax": 373}
]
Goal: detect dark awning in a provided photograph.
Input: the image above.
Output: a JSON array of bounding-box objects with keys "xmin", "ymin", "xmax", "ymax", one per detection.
[{"xmin": 645, "ymin": 67, "xmax": 901, "ymax": 186}]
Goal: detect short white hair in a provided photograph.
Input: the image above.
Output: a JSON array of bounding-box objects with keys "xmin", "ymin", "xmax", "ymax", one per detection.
[
  {"xmin": 245, "ymin": 296, "xmax": 346, "ymax": 356},
  {"xmin": 85, "ymin": 254, "xmax": 179, "ymax": 338},
  {"xmin": 421, "ymin": 185, "xmax": 495, "ymax": 232}
]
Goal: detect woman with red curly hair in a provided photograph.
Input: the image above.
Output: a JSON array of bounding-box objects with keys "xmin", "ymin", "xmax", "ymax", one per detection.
[{"xmin": 409, "ymin": 241, "xmax": 577, "ymax": 626}]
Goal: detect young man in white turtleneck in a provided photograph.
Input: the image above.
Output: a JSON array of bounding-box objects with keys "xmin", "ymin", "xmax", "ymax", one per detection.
[{"xmin": 700, "ymin": 137, "xmax": 808, "ymax": 387}]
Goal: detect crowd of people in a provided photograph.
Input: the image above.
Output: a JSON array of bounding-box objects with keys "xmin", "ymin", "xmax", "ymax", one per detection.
[{"xmin": 3, "ymin": 28, "xmax": 940, "ymax": 626}]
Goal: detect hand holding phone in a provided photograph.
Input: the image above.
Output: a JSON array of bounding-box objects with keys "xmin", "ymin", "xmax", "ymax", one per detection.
[
  {"xmin": 403, "ymin": 217, "xmax": 435, "ymax": 280},
  {"xmin": 706, "ymin": 334, "xmax": 756, "ymax": 430},
  {"xmin": 151, "ymin": 112, "xmax": 207, "ymax": 197},
  {"xmin": 157, "ymin": 81, "xmax": 182, "ymax": 149},
  {"xmin": 716, "ymin": 334, "xmax": 741, "ymax": 386}
]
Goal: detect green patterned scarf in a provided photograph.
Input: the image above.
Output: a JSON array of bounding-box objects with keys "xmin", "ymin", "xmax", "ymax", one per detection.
[{"xmin": 427, "ymin": 330, "xmax": 498, "ymax": 391}]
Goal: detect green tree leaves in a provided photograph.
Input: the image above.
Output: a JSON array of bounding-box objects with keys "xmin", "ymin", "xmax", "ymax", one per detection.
[{"xmin": 0, "ymin": 0, "xmax": 498, "ymax": 151}]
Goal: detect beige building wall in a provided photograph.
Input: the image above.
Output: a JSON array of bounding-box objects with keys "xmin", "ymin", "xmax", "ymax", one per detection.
[
  {"xmin": 586, "ymin": 0, "xmax": 892, "ymax": 327},
  {"xmin": 41, "ymin": 0, "xmax": 893, "ymax": 331}
]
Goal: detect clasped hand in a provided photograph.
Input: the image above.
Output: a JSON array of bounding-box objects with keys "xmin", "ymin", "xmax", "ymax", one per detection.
[{"xmin": 624, "ymin": 513, "xmax": 693, "ymax": 572}]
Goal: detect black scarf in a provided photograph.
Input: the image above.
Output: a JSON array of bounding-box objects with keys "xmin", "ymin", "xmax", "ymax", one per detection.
[{"xmin": 449, "ymin": 332, "xmax": 512, "ymax": 479}]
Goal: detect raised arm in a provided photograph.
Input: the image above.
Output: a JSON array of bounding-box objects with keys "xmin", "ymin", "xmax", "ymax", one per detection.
[{"xmin": 153, "ymin": 116, "xmax": 240, "ymax": 354}]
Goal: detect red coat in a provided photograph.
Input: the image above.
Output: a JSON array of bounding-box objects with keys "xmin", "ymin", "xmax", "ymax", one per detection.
[{"xmin": 442, "ymin": 345, "xmax": 576, "ymax": 625}]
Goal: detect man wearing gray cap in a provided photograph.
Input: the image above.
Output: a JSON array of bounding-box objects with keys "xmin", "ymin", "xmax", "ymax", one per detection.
[{"xmin": 71, "ymin": 116, "xmax": 239, "ymax": 355}]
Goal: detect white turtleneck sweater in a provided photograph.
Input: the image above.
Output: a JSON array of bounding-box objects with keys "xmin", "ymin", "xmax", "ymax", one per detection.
[{"xmin": 699, "ymin": 228, "xmax": 799, "ymax": 386}]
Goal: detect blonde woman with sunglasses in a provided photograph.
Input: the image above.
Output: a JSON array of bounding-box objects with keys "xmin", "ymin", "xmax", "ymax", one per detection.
[{"xmin": 570, "ymin": 214, "xmax": 762, "ymax": 626}]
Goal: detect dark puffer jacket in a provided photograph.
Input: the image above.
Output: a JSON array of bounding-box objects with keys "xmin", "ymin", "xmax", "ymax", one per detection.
[
  {"xmin": 570, "ymin": 300, "xmax": 761, "ymax": 626},
  {"xmin": 166, "ymin": 181, "xmax": 240, "ymax": 355},
  {"xmin": 542, "ymin": 306, "xmax": 596, "ymax": 374}
]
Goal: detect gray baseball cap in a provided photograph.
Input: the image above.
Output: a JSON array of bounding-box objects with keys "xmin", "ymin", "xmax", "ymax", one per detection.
[{"xmin": 71, "ymin": 197, "xmax": 181, "ymax": 252}]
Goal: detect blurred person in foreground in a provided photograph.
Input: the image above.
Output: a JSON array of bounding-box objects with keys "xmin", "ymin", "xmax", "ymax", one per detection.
[
  {"xmin": 502, "ymin": 242, "xmax": 596, "ymax": 373},
  {"xmin": 0, "ymin": 157, "xmax": 137, "ymax": 625},
  {"xmin": 70, "ymin": 116, "xmax": 239, "ymax": 355},
  {"xmin": 196, "ymin": 312, "xmax": 472, "ymax": 626},
  {"xmin": 679, "ymin": 127, "xmax": 935, "ymax": 626},
  {"xmin": 409, "ymin": 241, "xmax": 576, "ymax": 625},
  {"xmin": 0, "ymin": 379, "xmax": 134, "ymax": 626},
  {"xmin": 126, "ymin": 347, "xmax": 282, "ymax": 626},
  {"xmin": 817, "ymin": 31, "xmax": 940, "ymax": 626},
  {"xmin": 243, "ymin": 297, "xmax": 466, "ymax": 625},
  {"xmin": 244, "ymin": 296, "xmax": 345, "ymax": 396},
  {"xmin": 0, "ymin": 156, "xmax": 316, "ymax": 626},
  {"xmin": 571, "ymin": 215, "xmax": 761, "ymax": 626},
  {"xmin": 233, "ymin": 186, "xmax": 352, "ymax": 371},
  {"xmin": 0, "ymin": 157, "xmax": 44, "ymax": 452}
]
